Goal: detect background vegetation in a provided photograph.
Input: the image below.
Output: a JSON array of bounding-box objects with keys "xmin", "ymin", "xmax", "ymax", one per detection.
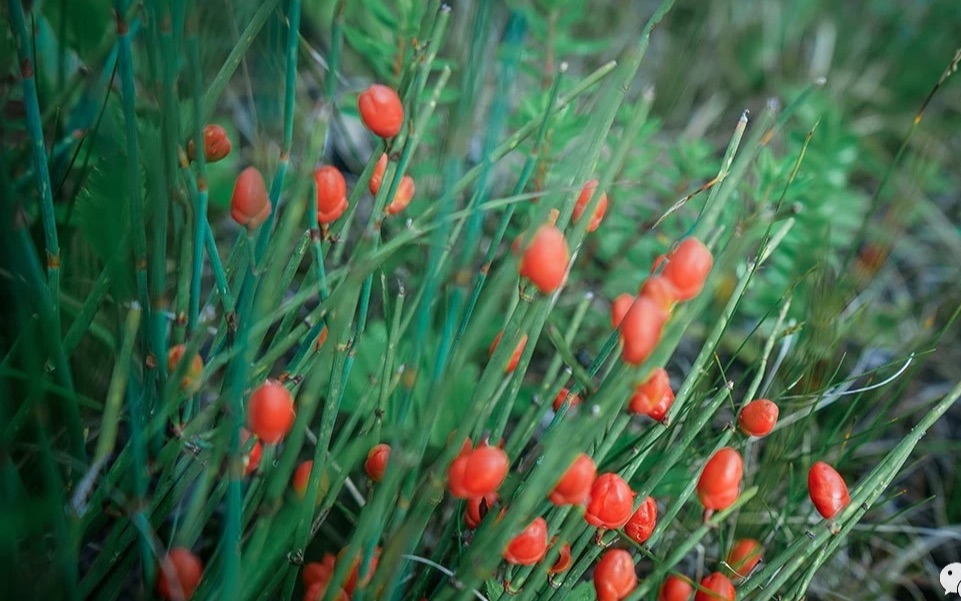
[{"xmin": 1, "ymin": 0, "xmax": 960, "ymax": 599}]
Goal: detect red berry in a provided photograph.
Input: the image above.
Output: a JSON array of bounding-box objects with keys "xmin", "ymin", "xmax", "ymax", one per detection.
[
  {"xmin": 549, "ymin": 453, "xmax": 597, "ymax": 506},
  {"xmin": 662, "ymin": 238, "xmax": 713, "ymax": 301},
  {"xmin": 464, "ymin": 492, "xmax": 498, "ymax": 529},
  {"xmin": 241, "ymin": 429, "xmax": 263, "ymax": 476},
  {"xmin": 489, "ymin": 331, "xmax": 527, "ymax": 373},
  {"xmin": 166, "ymin": 344, "xmax": 203, "ymax": 391},
  {"xmin": 549, "ymin": 542, "xmax": 573, "ymax": 574},
  {"xmin": 585, "ymin": 473, "xmax": 635, "ymax": 529},
  {"xmin": 611, "ymin": 293, "xmax": 634, "ymax": 328},
  {"xmin": 292, "ymin": 460, "xmax": 314, "ymax": 499},
  {"xmin": 247, "ymin": 381, "xmax": 296, "ymax": 444},
  {"xmin": 503, "ymin": 517, "xmax": 549, "ymax": 565},
  {"xmin": 738, "ymin": 399, "xmax": 779, "ymax": 437},
  {"xmin": 230, "ymin": 166, "xmax": 271, "ymax": 229},
  {"xmin": 628, "ymin": 368, "xmax": 674, "ymax": 422},
  {"xmin": 659, "ymin": 575, "xmax": 694, "ymax": 601},
  {"xmin": 370, "ymin": 153, "xmax": 388, "ymax": 194},
  {"xmin": 640, "ymin": 275, "xmax": 678, "ymax": 312},
  {"xmin": 552, "ymin": 387, "xmax": 583, "ymax": 411},
  {"xmin": 187, "ymin": 124, "xmax": 231, "ymax": 163},
  {"xmin": 365, "ymin": 443, "xmax": 391, "ymax": 482},
  {"xmin": 572, "ymin": 179, "xmax": 608, "ymax": 232},
  {"xmin": 594, "ymin": 549, "xmax": 637, "ymax": 601},
  {"xmin": 303, "ymin": 582, "xmax": 349, "ymax": 601},
  {"xmin": 808, "ymin": 461, "xmax": 850, "ymax": 519},
  {"xmin": 386, "ymin": 175, "xmax": 415, "ymax": 215},
  {"xmin": 314, "ymin": 165, "xmax": 348, "ymax": 225},
  {"xmin": 302, "ymin": 553, "xmax": 336, "ymax": 586},
  {"xmin": 696, "ymin": 447, "xmax": 743, "ymax": 511},
  {"xmin": 624, "ymin": 496, "xmax": 657, "ymax": 544},
  {"xmin": 447, "ymin": 442, "xmax": 510, "ymax": 499},
  {"xmin": 695, "ymin": 572, "xmax": 736, "ymax": 601},
  {"xmin": 358, "ymin": 84, "xmax": 404, "ymax": 138},
  {"xmin": 726, "ymin": 538, "xmax": 762, "ymax": 578},
  {"xmin": 157, "ymin": 547, "xmax": 203, "ymax": 601},
  {"xmin": 619, "ymin": 296, "xmax": 668, "ymax": 365},
  {"xmin": 519, "ymin": 224, "xmax": 569, "ymax": 293},
  {"xmin": 339, "ymin": 546, "xmax": 381, "ymax": 594}
]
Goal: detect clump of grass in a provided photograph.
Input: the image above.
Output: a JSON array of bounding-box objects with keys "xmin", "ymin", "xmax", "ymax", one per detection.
[{"xmin": 1, "ymin": 1, "xmax": 960, "ymax": 600}]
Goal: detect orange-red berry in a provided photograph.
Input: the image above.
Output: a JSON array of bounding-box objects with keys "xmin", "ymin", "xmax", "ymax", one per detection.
[
  {"xmin": 231, "ymin": 166, "xmax": 271, "ymax": 229},
  {"xmin": 447, "ymin": 442, "xmax": 510, "ymax": 499},
  {"xmin": 628, "ymin": 368, "xmax": 674, "ymax": 422},
  {"xmin": 503, "ymin": 517, "xmax": 549, "ymax": 565},
  {"xmin": 519, "ymin": 224, "xmax": 569, "ymax": 293},
  {"xmin": 726, "ymin": 538, "xmax": 762, "ymax": 578},
  {"xmin": 187, "ymin": 124, "xmax": 231, "ymax": 163},
  {"xmin": 549, "ymin": 453, "xmax": 596, "ymax": 506},
  {"xmin": 659, "ymin": 575, "xmax": 694, "ymax": 601},
  {"xmin": 358, "ymin": 84, "xmax": 404, "ymax": 138},
  {"xmin": 662, "ymin": 237, "xmax": 713, "ymax": 301},
  {"xmin": 157, "ymin": 547, "xmax": 203, "ymax": 601},
  {"xmin": 738, "ymin": 399, "xmax": 779, "ymax": 437},
  {"xmin": 386, "ymin": 175, "xmax": 415, "ymax": 215},
  {"xmin": 611, "ymin": 293, "xmax": 634, "ymax": 328},
  {"xmin": 302, "ymin": 553, "xmax": 336, "ymax": 586},
  {"xmin": 489, "ymin": 331, "xmax": 527, "ymax": 373},
  {"xmin": 370, "ymin": 153, "xmax": 389, "ymax": 194},
  {"xmin": 247, "ymin": 381, "xmax": 296, "ymax": 444},
  {"xmin": 625, "ymin": 496, "xmax": 657, "ymax": 544},
  {"xmin": 339, "ymin": 546, "xmax": 381, "ymax": 594},
  {"xmin": 619, "ymin": 296, "xmax": 668, "ymax": 365},
  {"xmin": 292, "ymin": 460, "xmax": 314, "ymax": 499},
  {"xmin": 303, "ymin": 582, "xmax": 349, "ymax": 601},
  {"xmin": 572, "ymin": 179, "xmax": 608, "ymax": 232},
  {"xmin": 464, "ymin": 492, "xmax": 498, "ymax": 529},
  {"xmin": 241, "ymin": 428, "xmax": 263, "ymax": 476},
  {"xmin": 695, "ymin": 572, "xmax": 736, "ymax": 601},
  {"xmin": 585, "ymin": 473, "xmax": 635, "ymax": 529},
  {"xmin": 640, "ymin": 275, "xmax": 678, "ymax": 312},
  {"xmin": 696, "ymin": 447, "xmax": 743, "ymax": 511},
  {"xmin": 314, "ymin": 165, "xmax": 348, "ymax": 225},
  {"xmin": 552, "ymin": 387, "xmax": 583, "ymax": 411},
  {"xmin": 166, "ymin": 344, "xmax": 204, "ymax": 391},
  {"xmin": 808, "ymin": 461, "xmax": 850, "ymax": 519},
  {"xmin": 549, "ymin": 542, "xmax": 573, "ymax": 574},
  {"xmin": 365, "ymin": 443, "xmax": 391, "ymax": 482},
  {"xmin": 594, "ymin": 549, "xmax": 637, "ymax": 601}
]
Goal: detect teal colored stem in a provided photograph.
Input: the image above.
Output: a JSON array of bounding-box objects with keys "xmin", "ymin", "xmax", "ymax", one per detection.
[{"xmin": 7, "ymin": 0, "xmax": 62, "ymax": 325}]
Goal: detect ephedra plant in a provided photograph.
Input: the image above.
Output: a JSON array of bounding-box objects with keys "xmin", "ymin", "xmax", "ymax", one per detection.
[{"xmin": 2, "ymin": 0, "xmax": 960, "ymax": 600}]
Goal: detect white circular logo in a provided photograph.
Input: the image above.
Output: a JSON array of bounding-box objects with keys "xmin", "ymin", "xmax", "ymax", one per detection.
[{"xmin": 942, "ymin": 563, "xmax": 961, "ymax": 595}]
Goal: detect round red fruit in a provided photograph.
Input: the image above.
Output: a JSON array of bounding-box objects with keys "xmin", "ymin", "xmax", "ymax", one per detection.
[
  {"xmin": 625, "ymin": 496, "xmax": 657, "ymax": 544},
  {"xmin": 447, "ymin": 442, "xmax": 509, "ymax": 499},
  {"xmin": 231, "ymin": 166, "xmax": 271, "ymax": 229},
  {"xmin": 808, "ymin": 461, "xmax": 850, "ymax": 519},
  {"xmin": 619, "ymin": 296, "xmax": 668, "ymax": 365},
  {"xmin": 738, "ymin": 399, "xmax": 779, "ymax": 437},
  {"xmin": 549, "ymin": 453, "xmax": 596, "ymax": 506},
  {"xmin": 696, "ymin": 447, "xmax": 743, "ymax": 511},
  {"xmin": 585, "ymin": 473, "xmax": 635, "ymax": 529},
  {"xmin": 519, "ymin": 224, "xmax": 569, "ymax": 293},
  {"xmin": 157, "ymin": 547, "xmax": 203, "ymax": 601},
  {"xmin": 365, "ymin": 443, "xmax": 391, "ymax": 482},
  {"xmin": 726, "ymin": 538, "xmax": 762, "ymax": 578},
  {"xmin": 659, "ymin": 575, "xmax": 694, "ymax": 601},
  {"xmin": 188, "ymin": 124, "xmax": 231, "ymax": 163},
  {"xmin": 489, "ymin": 331, "xmax": 527, "ymax": 373},
  {"xmin": 662, "ymin": 237, "xmax": 713, "ymax": 301},
  {"xmin": 594, "ymin": 549, "xmax": 637, "ymax": 601},
  {"xmin": 549, "ymin": 542, "xmax": 573, "ymax": 574},
  {"xmin": 628, "ymin": 368, "xmax": 674, "ymax": 422},
  {"xmin": 370, "ymin": 153, "xmax": 388, "ymax": 195},
  {"xmin": 572, "ymin": 179, "xmax": 608, "ymax": 232},
  {"xmin": 503, "ymin": 516, "xmax": 548, "ymax": 565},
  {"xmin": 386, "ymin": 175, "xmax": 415, "ymax": 215},
  {"xmin": 695, "ymin": 572, "xmax": 736, "ymax": 601},
  {"xmin": 611, "ymin": 293, "xmax": 634, "ymax": 328},
  {"xmin": 241, "ymin": 429, "xmax": 263, "ymax": 476},
  {"xmin": 640, "ymin": 275, "xmax": 678, "ymax": 312},
  {"xmin": 464, "ymin": 492, "xmax": 498, "ymax": 529},
  {"xmin": 166, "ymin": 344, "xmax": 203, "ymax": 391},
  {"xmin": 358, "ymin": 84, "xmax": 404, "ymax": 138},
  {"xmin": 552, "ymin": 387, "xmax": 583, "ymax": 411},
  {"xmin": 314, "ymin": 165, "xmax": 348, "ymax": 225},
  {"xmin": 247, "ymin": 381, "xmax": 296, "ymax": 444}
]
